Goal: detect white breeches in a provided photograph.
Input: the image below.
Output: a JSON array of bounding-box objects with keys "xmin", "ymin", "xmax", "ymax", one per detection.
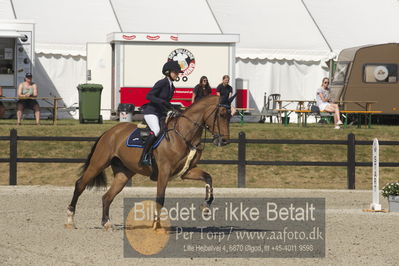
[{"xmin": 144, "ymin": 114, "xmax": 160, "ymax": 136}]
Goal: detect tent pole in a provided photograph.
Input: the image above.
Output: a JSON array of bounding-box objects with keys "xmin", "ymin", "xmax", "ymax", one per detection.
[
  {"xmin": 10, "ymin": 0, "xmax": 17, "ymax": 19},
  {"xmin": 301, "ymin": 0, "xmax": 333, "ymax": 53},
  {"xmin": 206, "ymin": 0, "xmax": 224, "ymax": 34},
  {"xmin": 109, "ymin": 0, "xmax": 123, "ymax": 32}
]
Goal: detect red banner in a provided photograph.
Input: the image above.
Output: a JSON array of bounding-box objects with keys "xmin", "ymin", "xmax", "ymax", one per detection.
[{"xmin": 120, "ymin": 87, "xmax": 247, "ymax": 108}]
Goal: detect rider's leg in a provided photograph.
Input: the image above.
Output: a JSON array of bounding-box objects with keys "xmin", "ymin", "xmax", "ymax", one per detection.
[
  {"xmin": 139, "ymin": 114, "xmax": 160, "ymax": 166},
  {"xmin": 144, "ymin": 114, "xmax": 160, "ymax": 136}
]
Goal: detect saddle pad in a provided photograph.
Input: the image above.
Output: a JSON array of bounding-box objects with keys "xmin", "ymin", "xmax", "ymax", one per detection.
[{"xmin": 126, "ymin": 128, "xmax": 164, "ymax": 148}]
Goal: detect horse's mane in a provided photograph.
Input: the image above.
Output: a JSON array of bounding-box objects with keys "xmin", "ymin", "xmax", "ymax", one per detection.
[
  {"xmin": 182, "ymin": 95, "xmax": 220, "ymax": 113},
  {"xmin": 166, "ymin": 95, "xmax": 219, "ymax": 126}
]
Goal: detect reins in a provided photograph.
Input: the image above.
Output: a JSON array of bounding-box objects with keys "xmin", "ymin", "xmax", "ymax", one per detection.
[{"xmin": 165, "ymin": 103, "xmax": 225, "ymax": 150}]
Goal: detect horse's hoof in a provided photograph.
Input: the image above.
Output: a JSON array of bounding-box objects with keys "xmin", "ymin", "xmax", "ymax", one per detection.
[
  {"xmin": 152, "ymin": 222, "xmax": 168, "ymax": 234},
  {"xmin": 64, "ymin": 223, "xmax": 77, "ymax": 229},
  {"xmin": 152, "ymin": 220, "xmax": 160, "ymax": 230},
  {"xmin": 103, "ymin": 220, "xmax": 113, "ymax": 231},
  {"xmin": 154, "ymin": 227, "xmax": 168, "ymax": 234}
]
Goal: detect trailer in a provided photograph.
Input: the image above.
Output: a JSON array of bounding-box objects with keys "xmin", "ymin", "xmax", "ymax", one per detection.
[
  {"xmin": 0, "ymin": 20, "xmax": 34, "ymax": 97},
  {"xmin": 330, "ymin": 43, "xmax": 399, "ymax": 115}
]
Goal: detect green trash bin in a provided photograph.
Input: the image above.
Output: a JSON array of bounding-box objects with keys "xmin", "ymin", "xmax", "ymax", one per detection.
[{"xmin": 77, "ymin": 83, "xmax": 103, "ymax": 124}]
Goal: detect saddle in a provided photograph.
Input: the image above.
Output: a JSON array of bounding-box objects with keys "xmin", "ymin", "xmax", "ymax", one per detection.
[
  {"xmin": 126, "ymin": 121, "xmax": 165, "ymax": 182},
  {"xmin": 126, "ymin": 123, "xmax": 164, "ymax": 149}
]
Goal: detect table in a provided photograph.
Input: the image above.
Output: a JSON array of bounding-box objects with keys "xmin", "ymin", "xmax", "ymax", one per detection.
[
  {"xmin": 276, "ymin": 100, "xmax": 378, "ymax": 126},
  {"xmin": 275, "ymin": 100, "xmax": 315, "ymax": 111},
  {"xmin": 275, "ymin": 100, "xmax": 315, "ymax": 125},
  {"xmin": 236, "ymin": 108, "xmax": 255, "ymax": 125},
  {"xmin": 336, "ymin": 101, "xmax": 377, "ymax": 111},
  {"xmin": 0, "ymin": 97, "xmax": 63, "ymax": 125},
  {"xmin": 276, "ymin": 100, "xmax": 377, "ymax": 111},
  {"xmin": 334, "ymin": 101, "xmax": 377, "ymax": 127}
]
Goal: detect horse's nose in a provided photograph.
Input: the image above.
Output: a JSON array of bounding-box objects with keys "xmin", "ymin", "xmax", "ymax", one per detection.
[
  {"xmin": 220, "ymin": 138, "xmax": 229, "ymax": 146},
  {"xmin": 213, "ymin": 137, "xmax": 229, "ymax": 146}
]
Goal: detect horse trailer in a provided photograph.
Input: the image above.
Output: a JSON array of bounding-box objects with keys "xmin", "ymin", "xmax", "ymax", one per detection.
[{"xmin": 330, "ymin": 43, "xmax": 399, "ymax": 115}]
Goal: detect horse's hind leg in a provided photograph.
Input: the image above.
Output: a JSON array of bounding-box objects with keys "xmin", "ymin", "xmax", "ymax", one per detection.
[
  {"xmin": 66, "ymin": 150, "xmax": 111, "ymax": 229},
  {"xmin": 102, "ymin": 160, "xmax": 134, "ymax": 230},
  {"xmin": 181, "ymin": 167, "xmax": 214, "ymax": 210},
  {"xmin": 66, "ymin": 165, "xmax": 107, "ymax": 229}
]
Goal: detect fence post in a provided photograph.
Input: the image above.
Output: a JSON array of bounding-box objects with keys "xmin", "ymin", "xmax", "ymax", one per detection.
[
  {"xmin": 237, "ymin": 131, "xmax": 246, "ymax": 188},
  {"xmin": 347, "ymin": 133, "xmax": 355, "ymax": 189},
  {"xmin": 9, "ymin": 129, "xmax": 17, "ymax": 185}
]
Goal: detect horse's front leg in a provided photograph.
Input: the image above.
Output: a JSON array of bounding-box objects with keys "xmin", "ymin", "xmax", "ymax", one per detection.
[
  {"xmin": 181, "ymin": 167, "xmax": 214, "ymax": 211},
  {"xmin": 152, "ymin": 172, "xmax": 169, "ymax": 233}
]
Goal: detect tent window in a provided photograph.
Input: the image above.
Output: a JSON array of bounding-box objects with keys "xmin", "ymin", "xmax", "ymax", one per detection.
[
  {"xmin": 332, "ymin": 62, "xmax": 349, "ymax": 85},
  {"xmin": 363, "ymin": 64, "xmax": 398, "ymax": 83}
]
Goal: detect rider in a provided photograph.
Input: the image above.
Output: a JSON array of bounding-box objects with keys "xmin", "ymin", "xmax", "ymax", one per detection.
[{"xmin": 139, "ymin": 60, "xmax": 182, "ymax": 166}]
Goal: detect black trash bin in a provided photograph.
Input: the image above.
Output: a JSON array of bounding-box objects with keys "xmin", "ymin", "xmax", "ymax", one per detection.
[{"xmin": 118, "ymin": 103, "xmax": 135, "ymax": 122}]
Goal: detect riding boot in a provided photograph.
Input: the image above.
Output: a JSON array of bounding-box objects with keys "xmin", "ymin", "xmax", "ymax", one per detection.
[{"xmin": 139, "ymin": 133, "xmax": 157, "ymax": 166}]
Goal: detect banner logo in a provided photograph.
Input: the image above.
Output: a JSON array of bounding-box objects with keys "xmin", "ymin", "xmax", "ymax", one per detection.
[{"xmin": 168, "ymin": 48, "xmax": 196, "ymax": 78}]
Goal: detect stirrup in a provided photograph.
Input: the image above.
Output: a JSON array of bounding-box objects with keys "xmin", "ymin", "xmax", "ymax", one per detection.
[{"xmin": 140, "ymin": 153, "xmax": 152, "ymax": 166}]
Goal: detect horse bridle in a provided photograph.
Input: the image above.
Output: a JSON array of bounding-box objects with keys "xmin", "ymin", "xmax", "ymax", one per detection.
[
  {"xmin": 167, "ymin": 104, "xmax": 229, "ymax": 148},
  {"xmin": 209, "ymin": 104, "xmax": 231, "ymax": 142}
]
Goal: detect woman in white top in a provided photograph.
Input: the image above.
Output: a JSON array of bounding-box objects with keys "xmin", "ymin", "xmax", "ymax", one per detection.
[
  {"xmin": 17, "ymin": 73, "xmax": 40, "ymax": 125},
  {"xmin": 316, "ymin": 77, "xmax": 342, "ymax": 129}
]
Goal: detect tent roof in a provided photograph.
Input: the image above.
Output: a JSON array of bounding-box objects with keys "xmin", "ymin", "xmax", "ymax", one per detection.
[
  {"xmin": 304, "ymin": 0, "xmax": 399, "ymax": 54},
  {"xmin": 112, "ymin": 0, "xmax": 222, "ymax": 34},
  {"xmin": 12, "ymin": 0, "xmax": 120, "ymax": 56},
  {"xmin": 208, "ymin": 0, "xmax": 333, "ymax": 61},
  {"xmin": 10, "ymin": 0, "xmax": 222, "ymax": 56},
  {"xmin": 0, "ymin": 0, "xmax": 15, "ymax": 20},
  {"xmin": 3, "ymin": 0, "xmax": 399, "ymax": 60}
]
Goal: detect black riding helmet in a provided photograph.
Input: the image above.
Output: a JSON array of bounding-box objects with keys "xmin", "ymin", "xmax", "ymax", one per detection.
[{"xmin": 162, "ymin": 61, "xmax": 183, "ymax": 75}]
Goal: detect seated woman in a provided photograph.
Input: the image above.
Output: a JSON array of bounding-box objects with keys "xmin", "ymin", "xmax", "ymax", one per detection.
[
  {"xmin": 316, "ymin": 77, "xmax": 342, "ymax": 129},
  {"xmin": 17, "ymin": 73, "xmax": 40, "ymax": 125}
]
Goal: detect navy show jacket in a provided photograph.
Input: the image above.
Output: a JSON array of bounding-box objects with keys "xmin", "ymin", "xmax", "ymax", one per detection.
[{"xmin": 142, "ymin": 77, "xmax": 175, "ymax": 117}]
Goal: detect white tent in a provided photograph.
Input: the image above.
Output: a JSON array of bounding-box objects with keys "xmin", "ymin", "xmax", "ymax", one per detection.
[
  {"xmin": 208, "ymin": 0, "xmax": 399, "ymax": 114},
  {"xmin": 305, "ymin": 0, "xmax": 399, "ymax": 53},
  {"xmin": 111, "ymin": 0, "xmax": 222, "ymax": 34},
  {"xmin": 2, "ymin": 0, "xmax": 399, "ymax": 119},
  {"xmin": 0, "ymin": 0, "xmax": 14, "ymax": 19},
  {"xmin": 8, "ymin": 0, "xmax": 224, "ymax": 118},
  {"xmin": 11, "ymin": 0, "xmax": 120, "ymax": 118},
  {"xmin": 208, "ymin": 0, "xmax": 333, "ymax": 113}
]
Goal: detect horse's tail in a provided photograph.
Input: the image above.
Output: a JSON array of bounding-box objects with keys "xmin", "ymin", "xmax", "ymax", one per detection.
[{"xmin": 80, "ymin": 133, "xmax": 107, "ymax": 190}]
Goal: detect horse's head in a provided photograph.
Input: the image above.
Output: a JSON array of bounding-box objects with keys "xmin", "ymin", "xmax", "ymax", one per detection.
[{"xmin": 203, "ymin": 96, "xmax": 235, "ymax": 147}]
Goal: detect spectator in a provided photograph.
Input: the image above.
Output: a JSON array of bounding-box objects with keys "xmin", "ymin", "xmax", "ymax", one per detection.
[
  {"xmin": 17, "ymin": 73, "xmax": 40, "ymax": 125},
  {"xmin": 0, "ymin": 86, "xmax": 5, "ymax": 118},
  {"xmin": 316, "ymin": 77, "xmax": 342, "ymax": 129},
  {"xmin": 192, "ymin": 76, "xmax": 212, "ymax": 103},
  {"xmin": 216, "ymin": 75, "xmax": 236, "ymax": 115}
]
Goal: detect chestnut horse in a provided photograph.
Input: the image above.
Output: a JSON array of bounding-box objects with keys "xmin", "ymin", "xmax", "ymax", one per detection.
[{"xmin": 65, "ymin": 95, "xmax": 231, "ymax": 230}]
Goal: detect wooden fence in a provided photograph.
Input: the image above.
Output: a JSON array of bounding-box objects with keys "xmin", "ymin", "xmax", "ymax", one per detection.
[{"xmin": 1, "ymin": 129, "xmax": 399, "ymax": 188}]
